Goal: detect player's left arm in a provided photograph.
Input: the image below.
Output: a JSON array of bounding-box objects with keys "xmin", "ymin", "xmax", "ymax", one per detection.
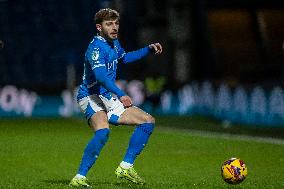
[{"xmin": 119, "ymin": 43, "xmax": 163, "ymax": 64}]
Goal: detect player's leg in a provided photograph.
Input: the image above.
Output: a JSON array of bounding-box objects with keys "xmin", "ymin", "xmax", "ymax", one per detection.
[
  {"xmin": 76, "ymin": 111, "xmax": 110, "ymax": 177},
  {"xmin": 115, "ymin": 106, "xmax": 155, "ymax": 184},
  {"xmin": 70, "ymin": 95, "xmax": 110, "ymax": 187},
  {"xmin": 118, "ymin": 106, "xmax": 155, "ymax": 166},
  {"xmin": 118, "ymin": 106, "xmax": 155, "ymax": 125},
  {"xmin": 99, "ymin": 96, "xmax": 154, "ymax": 184}
]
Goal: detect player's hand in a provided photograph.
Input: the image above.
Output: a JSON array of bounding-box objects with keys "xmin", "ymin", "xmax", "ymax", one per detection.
[
  {"xmin": 119, "ymin": 95, "xmax": 133, "ymax": 108},
  {"xmin": 149, "ymin": 43, "xmax": 162, "ymax": 54}
]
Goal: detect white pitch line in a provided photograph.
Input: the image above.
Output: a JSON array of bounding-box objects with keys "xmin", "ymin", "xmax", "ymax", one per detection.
[{"xmin": 158, "ymin": 127, "xmax": 284, "ymax": 145}]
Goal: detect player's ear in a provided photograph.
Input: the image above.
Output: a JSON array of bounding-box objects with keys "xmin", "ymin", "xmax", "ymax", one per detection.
[{"xmin": 96, "ymin": 24, "xmax": 102, "ymax": 32}]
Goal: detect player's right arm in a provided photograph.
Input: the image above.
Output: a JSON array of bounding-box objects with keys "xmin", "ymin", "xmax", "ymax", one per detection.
[{"xmin": 87, "ymin": 47, "xmax": 133, "ymax": 107}]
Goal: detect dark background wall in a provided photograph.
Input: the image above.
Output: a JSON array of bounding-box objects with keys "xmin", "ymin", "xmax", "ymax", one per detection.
[{"xmin": 0, "ymin": 0, "xmax": 283, "ymax": 94}]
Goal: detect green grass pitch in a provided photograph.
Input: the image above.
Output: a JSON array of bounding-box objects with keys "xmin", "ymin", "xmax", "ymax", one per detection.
[{"xmin": 0, "ymin": 117, "xmax": 283, "ymax": 189}]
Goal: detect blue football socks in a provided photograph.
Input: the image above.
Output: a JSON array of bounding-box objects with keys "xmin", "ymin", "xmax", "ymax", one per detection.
[
  {"xmin": 123, "ymin": 123, "xmax": 154, "ymax": 164},
  {"xmin": 78, "ymin": 128, "xmax": 109, "ymax": 176}
]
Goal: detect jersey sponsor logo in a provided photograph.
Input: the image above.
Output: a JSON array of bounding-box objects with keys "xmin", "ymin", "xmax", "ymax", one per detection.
[{"xmin": 108, "ymin": 59, "xmax": 118, "ymax": 70}]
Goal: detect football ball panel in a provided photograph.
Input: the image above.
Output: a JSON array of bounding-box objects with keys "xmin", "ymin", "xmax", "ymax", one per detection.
[{"xmin": 221, "ymin": 158, "xmax": 248, "ymax": 184}]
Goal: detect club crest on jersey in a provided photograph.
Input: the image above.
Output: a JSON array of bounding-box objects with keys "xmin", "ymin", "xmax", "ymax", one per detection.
[{"xmin": 92, "ymin": 50, "xmax": 99, "ymax": 61}]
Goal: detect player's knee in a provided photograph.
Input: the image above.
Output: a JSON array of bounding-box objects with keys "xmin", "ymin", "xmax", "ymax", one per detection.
[
  {"xmin": 145, "ymin": 115, "xmax": 155, "ymax": 124},
  {"xmin": 140, "ymin": 115, "xmax": 155, "ymax": 135}
]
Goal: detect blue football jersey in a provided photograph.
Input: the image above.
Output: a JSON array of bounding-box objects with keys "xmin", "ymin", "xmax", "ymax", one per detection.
[{"xmin": 77, "ymin": 35, "xmax": 150, "ymax": 101}]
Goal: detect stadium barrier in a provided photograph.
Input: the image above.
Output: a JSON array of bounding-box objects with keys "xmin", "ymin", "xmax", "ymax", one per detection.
[{"xmin": 0, "ymin": 81, "xmax": 283, "ymax": 127}]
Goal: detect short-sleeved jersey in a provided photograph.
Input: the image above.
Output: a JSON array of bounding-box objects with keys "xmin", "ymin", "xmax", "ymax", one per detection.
[{"xmin": 77, "ymin": 36, "xmax": 125, "ymax": 100}]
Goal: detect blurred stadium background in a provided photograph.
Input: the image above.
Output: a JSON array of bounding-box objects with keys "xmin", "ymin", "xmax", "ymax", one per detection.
[
  {"xmin": 0, "ymin": 0, "xmax": 283, "ymax": 126},
  {"xmin": 1, "ymin": 1, "xmax": 284, "ymax": 189}
]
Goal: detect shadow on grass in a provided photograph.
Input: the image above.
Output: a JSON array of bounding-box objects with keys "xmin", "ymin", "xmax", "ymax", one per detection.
[
  {"xmin": 42, "ymin": 179, "xmax": 243, "ymax": 189},
  {"xmin": 42, "ymin": 179, "xmax": 149, "ymax": 188}
]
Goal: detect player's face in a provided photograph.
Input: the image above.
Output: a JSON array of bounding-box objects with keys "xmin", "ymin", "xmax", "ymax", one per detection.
[{"xmin": 97, "ymin": 19, "xmax": 119, "ymax": 40}]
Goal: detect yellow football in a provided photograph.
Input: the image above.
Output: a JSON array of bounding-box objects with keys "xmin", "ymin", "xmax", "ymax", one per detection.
[{"xmin": 221, "ymin": 157, "xmax": 248, "ymax": 184}]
